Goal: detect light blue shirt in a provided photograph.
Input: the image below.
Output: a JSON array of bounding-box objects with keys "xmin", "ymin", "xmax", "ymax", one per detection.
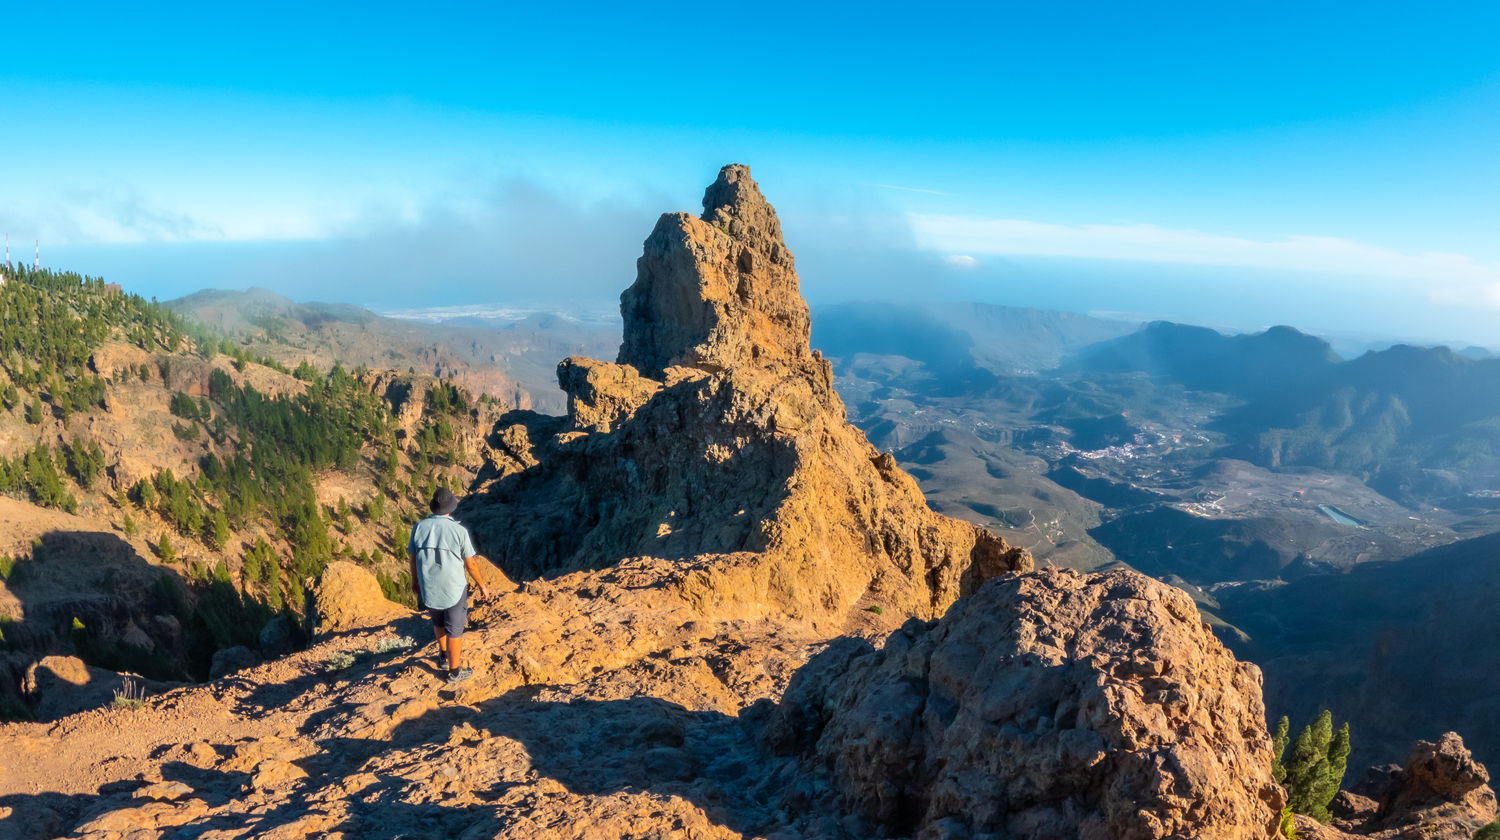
[{"xmin": 408, "ymin": 514, "xmax": 477, "ymax": 610}]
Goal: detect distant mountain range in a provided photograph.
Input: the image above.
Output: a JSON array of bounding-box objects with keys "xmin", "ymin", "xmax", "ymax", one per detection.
[
  {"xmin": 1062, "ymin": 321, "xmax": 1500, "ymax": 509},
  {"xmin": 169, "ymin": 288, "xmax": 617, "ymax": 413},
  {"xmin": 811, "ymin": 303, "xmax": 1500, "ymax": 772}
]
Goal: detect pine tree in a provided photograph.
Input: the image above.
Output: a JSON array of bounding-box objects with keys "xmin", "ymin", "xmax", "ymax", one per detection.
[
  {"xmin": 212, "ymin": 510, "xmax": 230, "ymax": 550},
  {"xmin": 365, "ymin": 491, "xmax": 385, "ymax": 521},
  {"xmin": 1277, "ymin": 710, "xmax": 1351, "ymax": 824},
  {"xmin": 25, "ymin": 395, "xmax": 43, "ymax": 425},
  {"xmin": 1272, "ymin": 716, "xmax": 1290, "ymax": 785},
  {"xmin": 158, "ymin": 532, "xmax": 175, "ymax": 563},
  {"xmin": 133, "ymin": 478, "xmax": 157, "ymax": 509}
]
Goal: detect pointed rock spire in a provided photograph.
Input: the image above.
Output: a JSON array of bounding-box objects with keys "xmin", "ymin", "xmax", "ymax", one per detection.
[{"xmin": 618, "ymin": 164, "xmax": 812, "ymax": 379}]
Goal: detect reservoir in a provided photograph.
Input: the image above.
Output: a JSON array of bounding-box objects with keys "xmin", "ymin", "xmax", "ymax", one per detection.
[{"xmin": 1318, "ymin": 504, "xmax": 1364, "ymax": 527}]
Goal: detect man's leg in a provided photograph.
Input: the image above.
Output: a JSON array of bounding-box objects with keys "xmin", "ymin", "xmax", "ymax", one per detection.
[
  {"xmin": 432, "ymin": 615, "xmax": 449, "ymax": 666},
  {"xmin": 442, "ymin": 593, "xmax": 470, "ymax": 678}
]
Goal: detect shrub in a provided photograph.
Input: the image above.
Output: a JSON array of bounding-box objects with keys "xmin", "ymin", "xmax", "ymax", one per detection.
[
  {"xmin": 376, "ymin": 569, "xmax": 417, "ymax": 609},
  {"xmin": 1278, "ymin": 805, "xmax": 1298, "ymax": 838},
  {"xmin": 324, "ymin": 651, "xmax": 355, "ymax": 673},
  {"xmin": 169, "ymin": 391, "xmax": 199, "ymax": 420},
  {"xmin": 372, "ymin": 636, "xmax": 414, "ymax": 655},
  {"xmin": 1476, "ymin": 818, "xmax": 1500, "ymax": 840}
]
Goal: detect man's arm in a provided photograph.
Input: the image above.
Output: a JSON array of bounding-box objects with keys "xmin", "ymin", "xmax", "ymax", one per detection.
[
  {"xmin": 463, "ymin": 554, "xmax": 492, "ymax": 600},
  {"xmin": 409, "ymin": 552, "xmax": 421, "ymax": 605}
]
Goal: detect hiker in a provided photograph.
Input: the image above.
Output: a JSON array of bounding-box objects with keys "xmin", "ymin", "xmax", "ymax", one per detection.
[{"xmin": 409, "ymin": 488, "xmax": 493, "ymax": 684}]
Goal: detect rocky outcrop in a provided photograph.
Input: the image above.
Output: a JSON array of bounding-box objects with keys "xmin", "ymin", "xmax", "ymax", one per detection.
[
  {"xmin": 464, "ymin": 164, "xmax": 1031, "ymax": 634},
  {"xmin": 619, "ymin": 164, "xmax": 811, "ymax": 378},
  {"xmin": 308, "ymin": 561, "xmax": 412, "ymax": 635},
  {"xmin": 767, "ymin": 568, "xmax": 1283, "ymax": 839},
  {"xmin": 1327, "ymin": 733, "xmax": 1499, "ymax": 839},
  {"xmin": 556, "ymin": 356, "xmax": 661, "ymax": 433}
]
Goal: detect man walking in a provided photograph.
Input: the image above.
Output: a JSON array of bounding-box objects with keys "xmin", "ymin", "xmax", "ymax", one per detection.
[{"xmin": 409, "ymin": 488, "xmax": 492, "ymax": 684}]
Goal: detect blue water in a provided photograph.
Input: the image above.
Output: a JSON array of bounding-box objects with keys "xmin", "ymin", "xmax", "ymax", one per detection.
[{"xmin": 1318, "ymin": 504, "xmax": 1363, "ymax": 527}]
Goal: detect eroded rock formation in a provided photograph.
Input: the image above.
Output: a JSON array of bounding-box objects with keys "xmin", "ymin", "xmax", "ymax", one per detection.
[
  {"xmin": 767, "ymin": 568, "xmax": 1284, "ymax": 839},
  {"xmin": 464, "ymin": 164, "xmax": 1031, "ymax": 634},
  {"xmin": 1309, "ymin": 732, "xmax": 1500, "ymax": 840}
]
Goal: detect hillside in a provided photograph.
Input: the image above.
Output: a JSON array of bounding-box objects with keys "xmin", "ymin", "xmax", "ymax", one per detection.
[
  {"xmin": 1215, "ymin": 530, "xmax": 1500, "ymax": 771},
  {"xmin": 0, "ymin": 267, "xmax": 512, "ymax": 718},
  {"xmin": 168, "ymin": 288, "xmax": 616, "ymax": 415}
]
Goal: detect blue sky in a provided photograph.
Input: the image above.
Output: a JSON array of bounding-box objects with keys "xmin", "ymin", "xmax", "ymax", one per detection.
[{"xmin": 3, "ymin": 2, "xmax": 1498, "ymax": 345}]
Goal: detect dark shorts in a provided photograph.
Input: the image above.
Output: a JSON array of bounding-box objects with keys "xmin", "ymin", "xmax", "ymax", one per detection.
[{"xmin": 428, "ymin": 588, "xmax": 469, "ymax": 638}]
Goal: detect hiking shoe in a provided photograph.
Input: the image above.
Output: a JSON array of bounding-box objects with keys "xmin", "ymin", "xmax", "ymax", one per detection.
[{"xmin": 446, "ymin": 667, "xmax": 473, "ymax": 684}]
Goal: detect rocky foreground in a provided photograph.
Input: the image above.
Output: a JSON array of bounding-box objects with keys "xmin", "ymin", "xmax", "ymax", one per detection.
[{"xmin": 0, "ymin": 166, "xmax": 1491, "ymax": 839}]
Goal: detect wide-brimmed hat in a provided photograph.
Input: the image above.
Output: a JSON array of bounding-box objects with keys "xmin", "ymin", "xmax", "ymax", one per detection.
[{"xmin": 430, "ymin": 488, "xmax": 459, "ymax": 515}]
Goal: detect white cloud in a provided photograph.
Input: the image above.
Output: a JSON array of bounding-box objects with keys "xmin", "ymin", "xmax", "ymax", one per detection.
[
  {"xmin": 942, "ymin": 254, "xmax": 980, "ymax": 269},
  {"xmin": 908, "ymin": 213, "xmax": 1500, "ymax": 308}
]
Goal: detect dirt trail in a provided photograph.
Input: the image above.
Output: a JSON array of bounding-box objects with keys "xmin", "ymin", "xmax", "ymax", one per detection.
[{"xmin": 0, "ymin": 566, "xmax": 832, "ymax": 839}]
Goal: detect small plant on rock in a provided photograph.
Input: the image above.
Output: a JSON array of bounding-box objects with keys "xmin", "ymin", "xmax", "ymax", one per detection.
[
  {"xmin": 112, "ymin": 678, "xmax": 146, "ymax": 710},
  {"xmin": 372, "ymin": 636, "xmax": 414, "ymax": 655},
  {"xmin": 324, "ymin": 651, "xmax": 356, "ymax": 673}
]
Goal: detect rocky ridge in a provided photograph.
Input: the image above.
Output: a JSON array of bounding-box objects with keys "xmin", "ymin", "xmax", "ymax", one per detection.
[{"xmin": 0, "ymin": 165, "xmax": 1293, "ymax": 839}]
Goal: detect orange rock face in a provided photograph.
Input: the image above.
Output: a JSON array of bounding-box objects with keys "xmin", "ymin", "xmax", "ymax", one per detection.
[
  {"xmin": 768, "ymin": 568, "xmax": 1285, "ymax": 840},
  {"xmin": 465, "ymin": 163, "xmax": 1030, "ymax": 636}
]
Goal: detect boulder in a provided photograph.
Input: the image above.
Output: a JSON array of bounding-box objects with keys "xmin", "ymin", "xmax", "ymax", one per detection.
[
  {"xmin": 1364, "ymin": 733, "xmax": 1498, "ymax": 839},
  {"xmin": 257, "ymin": 615, "xmax": 295, "ymax": 656},
  {"xmin": 308, "ymin": 561, "xmax": 411, "ymax": 636},
  {"xmin": 770, "ymin": 568, "xmax": 1284, "ymax": 839},
  {"xmin": 209, "ymin": 645, "xmax": 259, "ymax": 679},
  {"xmin": 557, "ymin": 356, "xmax": 661, "ymax": 433}
]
